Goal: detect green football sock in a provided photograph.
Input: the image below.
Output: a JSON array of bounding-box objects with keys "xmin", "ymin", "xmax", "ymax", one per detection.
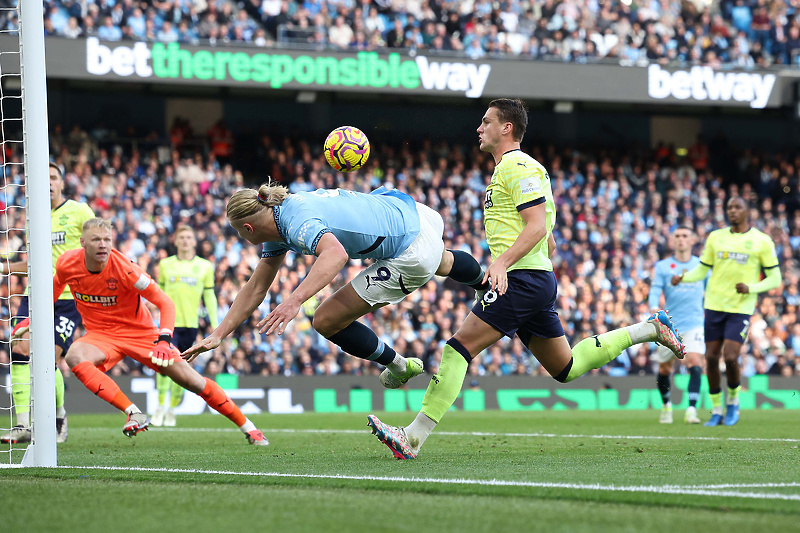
[
  {"xmin": 156, "ymin": 372, "xmax": 170, "ymax": 406},
  {"xmin": 420, "ymin": 343, "xmax": 469, "ymax": 424},
  {"xmin": 709, "ymin": 391, "xmax": 724, "ymax": 414},
  {"xmin": 55, "ymin": 366, "xmax": 65, "ymax": 411},
  {"xmin": 169, "ymin": 380, "xmax": 185, "ymax": 409},
  {"xmin": 11, "ymin": 362, "xmax": 32, "ymax": 421},
  {"xmin": 565, "ymin": 329, "xmax": 634, "ymax": 382},
  {"xmin": 727, "ymin": 385, "xmax": 741, "ymax": 406}
]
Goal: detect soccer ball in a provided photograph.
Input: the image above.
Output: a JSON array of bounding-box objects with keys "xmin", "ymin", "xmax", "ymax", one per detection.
[{"xmin": 323, "ymin": 126, "xmax": 370, "ymax": 172}]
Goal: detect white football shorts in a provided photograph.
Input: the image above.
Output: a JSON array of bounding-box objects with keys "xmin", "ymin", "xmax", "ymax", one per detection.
[
  {"xmin": 655, "ymin": 326, "xmax": 705, "ymax": 363},
  {"xmin": 352, "ymin": 202, "xmax": 445, "ymax": 306}
]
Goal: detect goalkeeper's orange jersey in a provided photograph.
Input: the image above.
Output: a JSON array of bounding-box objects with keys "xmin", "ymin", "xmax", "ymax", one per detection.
[{"xmin": 53, "ymin": 248, "xmax": 161, "ymax": 335}]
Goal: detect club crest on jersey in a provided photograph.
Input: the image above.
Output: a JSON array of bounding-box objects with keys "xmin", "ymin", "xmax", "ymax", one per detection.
[
  {"xmin": 106, "ymin": 277, "xmax": 118, "ymax": 290},
  {"xmin": 74, "ymin": 292, "xmax": 117, "ymax": 306}
]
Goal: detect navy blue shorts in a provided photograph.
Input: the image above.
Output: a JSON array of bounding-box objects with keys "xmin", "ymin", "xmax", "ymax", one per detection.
[
  {"xmin": 15, "ymin": 296, "xmax": 83, "ymax": 355},
  {"xmin": 172, "ymin": 327, "xmax": 199, "ymax": 352},
  {"xmin": 472, "ymin": 269, "xmax": 565, "ymax": 346},
  {"xmin": 704, "ymin": 309, "xmax": 751, "ymax": 343}
]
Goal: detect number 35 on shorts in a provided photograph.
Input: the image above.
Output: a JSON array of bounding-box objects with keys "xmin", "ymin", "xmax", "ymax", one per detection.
[{"xmin": 56, "ymin": 316, "xmax": 76, "ymax": 342}]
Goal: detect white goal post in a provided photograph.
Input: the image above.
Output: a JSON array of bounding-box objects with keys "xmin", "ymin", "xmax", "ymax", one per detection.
[{"xmin": 1, "ymin": 0, "xmax": 57, "ymax": 467}]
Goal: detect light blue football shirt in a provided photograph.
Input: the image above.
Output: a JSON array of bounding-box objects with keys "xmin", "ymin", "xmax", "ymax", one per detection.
[
  {"xmin": 648, "ymin": 255, "xmax": 706, "ymax": 333},
  {"xmin": 260, "ymin": 187, "xmax": 420, "ymax": 260}
]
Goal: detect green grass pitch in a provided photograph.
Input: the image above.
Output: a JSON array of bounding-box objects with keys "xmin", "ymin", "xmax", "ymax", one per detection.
[{"xmin": 2, "ymin": 410, "xmax": 798, "ymax": 532}]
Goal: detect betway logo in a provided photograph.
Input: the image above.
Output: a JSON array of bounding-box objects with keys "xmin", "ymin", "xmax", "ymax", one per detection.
[
  {"xmin": 85, "ymin": 38, "xmax": 490, "ymax": 98},
  {"xmin": 648, "ymin": 64, "xmax": 776, "ymax": 109},
  {"xmin": 415, "ymin": 56, "xmax": 490, "ymax": 98}
]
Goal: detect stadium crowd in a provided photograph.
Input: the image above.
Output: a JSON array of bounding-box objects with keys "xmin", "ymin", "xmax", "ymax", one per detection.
[
  {"xmin": 0, "ymin": 116, "xmax": 798, "ymax": 381},
  {"xmin": 3, "ymin": 0, "xmax": 800, "ymax": 68}
]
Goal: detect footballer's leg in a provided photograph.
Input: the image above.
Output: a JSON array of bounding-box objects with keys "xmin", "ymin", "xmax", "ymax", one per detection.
[
  {"xmin": 152, "ymin": 373, "xmax": 169, "ymax": 426},
  {"xmin": 370, "ymin": 312, "xmax": 503, "ymax": 459},
  {"xmin": 655, "ymin": 347, "xmax": 675, "ymax": 424},
  {"xmin": 684, "ymin": 350, "xmax": 704, "ymax": 424},
  {"xmin": 165, "ymin": 378, "xmax": 184, "ymax": 427},
  {"xmin": 704, "ymin": 340, "xmax": 724, "ymax": 427},
  {"xmin": 161, "ymin": 327, "xmax": 194, "ymax": 427},
  {"xmin": 315, "ymin": 283, "xmax": 421, "ymax": 388},
  {"xmin": 65, "ymin": 337, "xmax": 150, "ymax": 437},
  {"xmin": 541, "ymin": 311, "xmax": 684, "ymax": 384},
  {"xmin": 721, "ymin": 339, "xmax": 744, "ymax": 426},
  {"xmin": 162, "ymin": 356, "xmax": 268, "ymax": 445},
  {"xmin": 2, "ymin": 311, "xmax": 32, "ymax": 444},
  {"xmin": 54, "ymin": 300, "xmax": 81, "ymax": 442}
]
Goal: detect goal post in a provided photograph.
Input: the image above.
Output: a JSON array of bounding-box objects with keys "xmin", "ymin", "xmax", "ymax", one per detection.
[{"xmin": 6, "ymin": 0, "xmax": 56, "ymax": 467}]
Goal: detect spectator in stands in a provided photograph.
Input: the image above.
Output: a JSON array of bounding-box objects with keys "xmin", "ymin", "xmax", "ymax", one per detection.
[{"xmin": 97, "ymin": 15, "xmax": 123, "ymax": 41}]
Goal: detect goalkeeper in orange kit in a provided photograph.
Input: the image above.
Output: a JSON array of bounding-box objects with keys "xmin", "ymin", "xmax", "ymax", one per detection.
[{"xmin": 46, "ymin": 217, "xmax": 268, "ymax": 444}]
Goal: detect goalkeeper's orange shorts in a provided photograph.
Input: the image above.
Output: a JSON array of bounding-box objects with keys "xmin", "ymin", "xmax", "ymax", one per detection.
[{"xmin": 74, "ymin": 331, "xmax": 179, "ymax": 373}]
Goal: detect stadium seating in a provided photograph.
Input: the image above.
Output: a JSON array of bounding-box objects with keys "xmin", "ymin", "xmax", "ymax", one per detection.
[
  {"xmin": 2, "ymin": 0, "xmax": 795, "ymax": 67},
  {"xmin": 1, "ymin": 118, "xmax": 796, "ymax": 380}
]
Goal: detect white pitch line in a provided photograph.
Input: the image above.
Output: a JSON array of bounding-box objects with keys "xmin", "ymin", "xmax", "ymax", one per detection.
[
  {"xmin": 85, "ymin": 426, "xmax": 800, "ymax": 443},
  {"xmin": 57, "ymin": 465, "xmax": 800, "ymax": 501}
]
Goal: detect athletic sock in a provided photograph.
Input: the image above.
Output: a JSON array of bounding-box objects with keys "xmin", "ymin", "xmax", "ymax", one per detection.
[
  {"xmin": 708, "ymin": 389, "xmax": 724, "ymax": 415},
  {"xmin": 239, "ymin": 418, "xmax": 256, "ymax": 434},
  {"xmin": 156, "ymin": 372, "xmax": 169, "ymax": 407},
  {"xmin": 199, "ymin": 377, "xmax": 246, "ymax": 427},
  {"xmin": 10, "ymin": 355, "xmax": 31, "ymax": 424},
  {"xmin": 385, "ymin": 354, "xmax": 410, "ymax": 376},
  {"xmin": 55, "ymin": 366, "xmax": 65, "ymax": 412},
  {"xmin": 562, "ymin": 328, "xmax": 634, "ymax": 383},
  {"xmin": 327, "ymin": 321, "xmax": 404, "ymax": 367},
  {"xmin": 72, "ymin": 360, "xmax": 133, "ymax": 412},
  {"xmin": 405, "ymin": 412, "xmax": 437, "ymax": 451},
  {"xmin": 169, "ymin": 379, "xmax": 185, "ymax": 409},
  {"xmin": 420, "ymin": 339, "xmax": 470, "ymax": 424},
  {"xmin": 624, "ymin": 321, "xmax": 658, "ymax": 344},
  {"xmin": 657, "ymin": 373, "xmax": 671, "ymax": 405},
  {"xmin": 727, "ymin": 384, "xmax": 741, "ymax": 406},
  {"xmin": 687, "ymin": 365, "xmax": 702, "ymax": 408},
  {"xmin": 446, "ymin": 250, "xmax": 488, "ymax": 290}
]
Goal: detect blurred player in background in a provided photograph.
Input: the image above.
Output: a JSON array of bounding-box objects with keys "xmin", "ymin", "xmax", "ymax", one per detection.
[
  {"xmin": 153, "ymin": 225, "xmax": 218, "ymax": 427},
  {"xmin": 648, "ymin": 225, "xmax": 706, "ymax": 424},
  {"xmin": 367, "ymin": 98, "xmax": 686, "ymax": 459},
  {"xmin": 53, "ymin": 218, "xmax": 267, "ymax": 445},
  {"xmin": 1, "ymin": 162, "xmax": 94, "ymax": 445},
  {"xmin": 673, "ymin": 196, "xmax": 781, "ymax": 426},
  {"xmin": 183, "ymin": 182, "xmax": 490, "ymax": 389}
]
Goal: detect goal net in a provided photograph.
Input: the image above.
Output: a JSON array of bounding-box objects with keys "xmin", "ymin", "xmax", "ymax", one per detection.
[{"xmin": 0, "ymin": 0, "xmax": 56, "ymax": 467}]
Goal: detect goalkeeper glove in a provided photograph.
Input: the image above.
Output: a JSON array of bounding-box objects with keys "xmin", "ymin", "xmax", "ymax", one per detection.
[
  {"xmin": 149, "ymin": 332, "xmax": 175, "ymax": 367},
  {"xmin": 11, "ymin": 318, "xmax": 29, "ymax": 340}
]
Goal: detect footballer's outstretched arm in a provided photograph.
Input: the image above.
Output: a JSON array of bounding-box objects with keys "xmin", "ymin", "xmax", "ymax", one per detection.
[
  {"xmin": 257, "ymin": 232, "xmax": 348, "ymax": 336},
  {"xmin": 182, "ymin": 254, "xmax": 284, "ymax": 361}
]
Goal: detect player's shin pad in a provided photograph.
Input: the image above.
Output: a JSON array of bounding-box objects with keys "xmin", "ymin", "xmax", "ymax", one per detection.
[
  {"xmin": 420, "ymin": 343, "xmax": 469, "ymax": 424},
  {"xmin": 55, "ymin": 367, "xmax": 65, "ymax": 410},
  {"xmin": 10, "ymin": 361, "xmax": 32, "ymax": 416},
  {"xmin": 566, "ymin": 329, "xmax": 633, "ymax": 382},
  {"xmin": 169, "ymin": 379, "xmax": 185, "ymax": 407}
]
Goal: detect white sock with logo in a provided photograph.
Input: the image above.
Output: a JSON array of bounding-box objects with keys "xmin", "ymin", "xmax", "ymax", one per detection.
[
  {"xmin": 387, "ymin": 354, "xmax": 408, "ymax": 376},
  {"xmin": 405, "ymin": 413, "xmax": 437, "ymax": 451}
]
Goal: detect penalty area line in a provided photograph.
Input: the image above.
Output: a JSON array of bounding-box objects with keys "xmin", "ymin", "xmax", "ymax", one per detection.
[{"xmin": 58, "ymin": 465, "xmax": 800, "ymax": 501}]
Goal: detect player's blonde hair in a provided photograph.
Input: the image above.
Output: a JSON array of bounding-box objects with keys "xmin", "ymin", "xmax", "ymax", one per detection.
[
  {"xmin": 226, "ymin": 178, "xmax": 290, "ymax": 222},
  {"xmin": 175, "ymin": 224, "xmax": 195, "ymax": 236},
  {"xmin": 82, "ymin": 217, "xmax": 113, "ymax": 234}
]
